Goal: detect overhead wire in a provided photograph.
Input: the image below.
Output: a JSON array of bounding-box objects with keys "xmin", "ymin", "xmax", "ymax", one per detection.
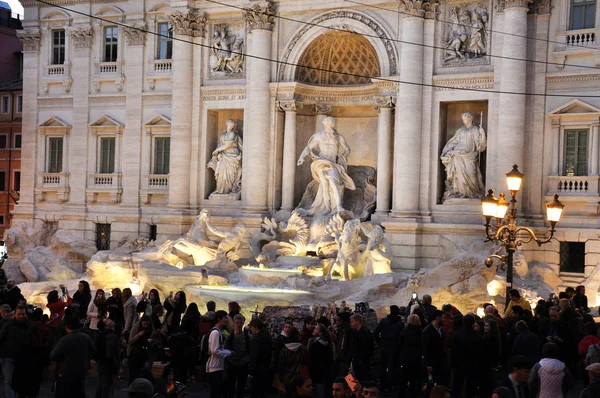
[
  {"xmin": 204, "ymin": 0, "xmax": 600, "ymax": 72},
  {"xmin": 32, "ymin": 0, "xmax": 600, "ymax": 98}
]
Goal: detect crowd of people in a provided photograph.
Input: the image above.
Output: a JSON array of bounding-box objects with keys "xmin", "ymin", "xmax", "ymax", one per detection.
[{"xmin": 0, "ymin": 279, "xmax": 597, "ymax": 398}]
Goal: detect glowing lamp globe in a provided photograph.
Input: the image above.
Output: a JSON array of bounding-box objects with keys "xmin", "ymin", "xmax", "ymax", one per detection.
[{"xmin": 506, "ymin": 164, "xmax": 524, "ymax": 194}]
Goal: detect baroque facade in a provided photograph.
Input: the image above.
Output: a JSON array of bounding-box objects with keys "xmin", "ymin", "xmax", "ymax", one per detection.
[{"xmin": 13, "ymin": 0, "xmax": 600, "ymax": 280}]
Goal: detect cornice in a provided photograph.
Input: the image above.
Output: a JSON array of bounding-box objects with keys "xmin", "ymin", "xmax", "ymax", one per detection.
[
  {"xmin": 432, "ymin": 72, "xmax": 494, "ymax": 91},
  {"xmin": 201, "ymin": 86, "xmax": 246, "ymax": 101},
  {"xmin": 546, "ymin": 72, "xmax": 600, "ymax": 85}
]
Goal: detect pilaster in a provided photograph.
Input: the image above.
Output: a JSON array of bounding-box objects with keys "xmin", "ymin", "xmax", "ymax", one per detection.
[
  {"xmin": 278, "ymin": 100, "xmax": 303, "ymax": 211},
  {"xmin": 373, "ymin": 96, "xmax": 395, "ymax": 216}
]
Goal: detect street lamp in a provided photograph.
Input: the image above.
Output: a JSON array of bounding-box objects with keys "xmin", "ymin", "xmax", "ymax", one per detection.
[{"xmin": 481, "ymin": 164, "xmax": 564, "ymax": 308}]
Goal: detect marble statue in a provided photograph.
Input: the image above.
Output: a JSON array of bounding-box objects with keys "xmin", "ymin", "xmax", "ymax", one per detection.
[
  {"xmin": 251, "ymin": 211, "xmax": 310, "ymax": 264},
  {"xmin": 211, "ymin": 25, "xmax": 244, "ymax": 74},
  {"xmin": 326, "ymin": 219, "xmax": 362, "ymax": 281},
  {"xmin": 443, "ymin": 4, "xmax": 489, "ymax": 65},
  {"xmin": 360, "ymin": 224, "xmax": 392, "ymax": 276},
  {"xmin": 440, "ymin": 111, "xmax": 487, "ymax": 200},
  {"xmin": 297, "ymin": 117, "xmax": 355, "ymax": 216},
  {"xmin": 163, "ymin": 209, "xmax": 246, "ymax": 265},
  {"xmin": 208, "ymin": 119, "xmax": 243, "ymax": 198}
]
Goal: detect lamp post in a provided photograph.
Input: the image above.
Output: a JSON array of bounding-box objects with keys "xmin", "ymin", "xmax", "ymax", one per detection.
[{"xmin": 481, "ymin": 165, "xmax": 565, "ymax": 308}]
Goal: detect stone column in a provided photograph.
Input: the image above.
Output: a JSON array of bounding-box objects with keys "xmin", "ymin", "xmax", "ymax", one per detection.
[
  {"xmin": 68, "ymin": 26, "xmax": 93, "ymax": 207},
  {"xmin": 168, "ymin": 10, "xmax": 206, "ymax": 208},
  {"xmin": 496, "ymin": 1, "xmax": 531, "ymax": 180},
  {"xmin": 242, "ymin": 2, "xmax": 275, "ymax": 212},
  {"xmin": 14, "ymin": 29, "xmax": 41, "ymax": 220},
  {"xmin": 278, "ymin": 100, "xmax": 303, "ymax": 211},
  {"xmin": 122, "ymin": 23, "xmax": 146, "ymax": 208},
  {"xmin": 392, "ymin": 1, "xmax": 438, "ymax": 216},
  {"xmin": 314, "ymin": 104, "xmax": 331, "ymax": 132},
  {"xmin": 551, "ymin": 119, "xmax": 560, "ymax": 175},
  {"xmin": 591, "ymin": 122, "xmax": 600, "ymax": 175},
  {"xmin": 373, "ymin": 96, "xmax": 395, "ymax": 215}
]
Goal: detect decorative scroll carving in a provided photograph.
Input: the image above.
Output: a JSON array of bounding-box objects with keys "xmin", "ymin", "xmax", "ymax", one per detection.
[
  {"xmin": 69, "ymin": 26, "xmax": 93, "ymax": 49},
  {"xmin": 244, "ymin": 2, "xmax": 275, "ymax": 32},
  {"xmin": 277, "ymin": 100, "xmax": 303, "ymax": 112},
  {"xmin": 372, "ymin": 96, "xmax": 395, "ymax": 111},
  {"xmin": 497, "ymin": 0, "xmax": 533, "ymax": 12},
  {"xmin": 400, "ymin": 0, "xmax": 440, "ymax": 20},
  {"xmin": 17, "ymin": 29, "xmax": 41, "ymax": 52},
  {"xmin": 169, "ymin": 10, "xmax": 207, "ymax": 37},
  {"xmin": 314, "ymin": 104, "xmax": 332, "ymax": 115},
  {"xmin": 442, "ymin": 2, "xmax": 491, "ymax": 66},
  {"xmin": 124, "ymin": 22, "xmax": 147, "ymax": 46}
]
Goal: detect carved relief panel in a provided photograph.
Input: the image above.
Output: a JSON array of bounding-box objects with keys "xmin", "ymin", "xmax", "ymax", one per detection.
[
  {"xmin": 440, "ymin": 1, "xmax": 492, "ymax": 67},
  {"xmin": 208, "ymin": 21, "xmax": 246, "ymax": 79}
]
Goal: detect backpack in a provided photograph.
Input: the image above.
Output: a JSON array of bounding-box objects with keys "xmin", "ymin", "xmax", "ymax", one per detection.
[{"xmin": 200, "ymin": 327, "xmax": 220, "ymax": 366}]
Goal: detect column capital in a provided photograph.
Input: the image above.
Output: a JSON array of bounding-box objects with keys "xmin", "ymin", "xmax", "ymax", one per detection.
[
  {"xmin": 399, "ymin": 0, "xmax": 440, "ymax": 20},
  {"xmin": 169, "ymin": 9, "xmax": 207, "ymax": 37},
  {"xmin": 17, "ymin": 29, "xmax": 41, "ymax": 52},
  {"xmin": 277, "ymin": 100, "xmax": 303, "ymax": 112},
  {"xmin": 124, "ymin": 22, "xmax": 147, "ymax": 46},
  {"xmin": 314, "ymin": 104, "xmax": 332, "ymax": 115},
  {"xmin": 373, "ymin": 96, "xmax": 396, "ymax": 112},
  {"xmin": 245, "ymin": 2, "xmax": 275, "ymax": 32},
  {"xmin": 497, "ymin": 0, "xmax": 533, "ymax": 12},
  {"xmin": 68, "ymin": 26, "xmax": 94, "ymax": 49}
]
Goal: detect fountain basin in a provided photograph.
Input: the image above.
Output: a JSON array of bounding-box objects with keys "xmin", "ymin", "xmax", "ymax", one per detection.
[{"xmin": 238, "ymin": 266, "xmax": 308, "ymax": 286}]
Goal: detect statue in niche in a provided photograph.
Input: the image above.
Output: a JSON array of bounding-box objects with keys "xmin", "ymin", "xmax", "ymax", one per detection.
[
  {"xmin": 211, "ymin": 25, "xmax": 244, "ymax": 74},
  {"xmin": 440, "ymin": 111, "xmax": 487, "ymax": 201},
  {"xmin": 442, "ymin": 4, "xmax": 489, "ymax": 65},
  {"xmin": 208, "ymin": 119, "xmax": 243, "ymax": 198},
  {"xmin": 296, "ymin": 117, "xmax": 355, "ymax": 216}
]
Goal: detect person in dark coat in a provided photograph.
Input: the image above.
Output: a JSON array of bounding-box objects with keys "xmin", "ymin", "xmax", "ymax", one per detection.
[
  {"xmin": 181, "ymin": 302, "xmax": 201, "ymax": 340},
  {"xmin": 95, "ymin": 319, "xmax": 121, "ymax": 398},
  {"xmin": 373, "ymin": 305, "xmax": 404, "ymax": 392},
  {"xmin": 399, "ymin": 314, "xmax": 424, "ymax": 397},
  {"xmin": 0, "ymin": 305, "xmax": 31, "ymax": 398},
  {"xmin": 50, "ymin": 315, "xmax": 96, "ymax": 398},
  {"xmin": 308, "ymin": 323, "xmax": 333, "ymax": 398},
  {"xmin": 272, "ymin": 321, "xmax": 292, "ymax": 373},
  {"xmin": 137, "ymin": 289, "xmax": 161, "ymax": 316},
  {"xmin": 163, "ymin": 291, "xmax": 187, "ymax": 335},
  {"xmin": 225, "ymin": 314, "xmax": 250, "ymax": 398},
  {"xmin": 106, "ymin": 288, "xmax": 124, "ymax": 335},
  {"xmin": 450, "ymin": 314, "xmax": 482, "ymax": 398},
  {"xmin": 581, "ymin": 363, "xmax": 600, "ymax": 398},
  {"xmin": 2, "ymin": 281, "xmax": 24, "ymax": 312},
  {"xmin": 249, "ymin": 317, "xmax": 273, "ymax": 398},
  {"xmin": 421, "ymin": 295, "xmax": 438, "ymax": 325},
  {"xmin": 276, "ymin": 326, "xmax": 307, "ymax": 397},
  {"xmin": 497, "ymin": 355, "xmax": 531, "ymax": 398},
  {"xmin": 422, "ymin": 310, "xmax": 447, "ymax": 388},
  {"xmin": 349, "ymin": 314, "xmax": 373, "ymax": 384},
  {"xmin": 72, "ymin": 280, "xmax": 92, "ymax": 319},
  {"xmin": 13, "ymin": 308, "xmax": 48, "ymax": 397},
  {"xmin": 512, "ymin": 320, "xmax": 541, "ymax": 364},
  {"xmin": 480, "ymin": 317, "xmax": 502, "ymax": 398},
  {"xmin": 300, "ymin": 316, "xmax": 315, "ymax": 347},
  {"xmin": 334, "ymin": 312, "xmax": 352, "ymax": 377}
]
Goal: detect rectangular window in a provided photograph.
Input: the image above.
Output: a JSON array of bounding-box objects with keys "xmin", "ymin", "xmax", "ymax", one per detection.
[
  {"xmin": 16, "ymin": 95, "xmax": 22, "ymax": 114},
  {"xmin": 96, "ymin": 223, "xmax": 111, "ymax": 250},
  {"xmin": 13, "ymin": 171, "xmax": 20, "ymax": 192},
  {"xmin": 0, "ymin": 135, "xmax": 7, "ymax": 149},
  {"xmin": 157, "ymin": 23, "xmax": 173, "ymax": 60},
  {"xmin": 0, "ymin": 96, "xmax": 9, "ymax": 114},
  {"xmin": 149, "ymin": 225, "xmax": 157, "ymax": 241},
  {"xmin": 564, "ymin": 129, "xmax": 588, "ymax": 176},
  {"xmin": 560, "ymin": 241, "xmax": 586, "ymax": 273},
  {"xmin": 153, "ymin": 137, "xmax": 170, "ymax": 174},
  {"xmin": 52, "ymin": 30, "xmax": 66, "ymax": 65},
  {"xmin": 0, "ymin": 216, "xmax": 5, "ymax": 226},
  {"xmin": 571, "ymin": 0, "xmax": 596, "ymax": 30},
  {"xmin": 0, "ymin": 172, "xmax": 6, "ymax": 191},
  {"xmin": 13, "ymin": 134, "xmax": 21, "ymax": 149},
  {"xmin": 99, "ymin": 137, "xmax": 116, "ymax": 174},
  {"xmin": 104, "ymin": 26, "xmax": 118, "ymax": 62},
  {"xmin": 48, "ymin": 137, "xmax": 63, "ymax": 173}
]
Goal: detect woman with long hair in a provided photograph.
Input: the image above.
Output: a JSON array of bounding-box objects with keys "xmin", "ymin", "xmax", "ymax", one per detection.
[
  {"xmin": 137, "ymin": 289, "xmax": 161, "ymax": 316},
  {"xmin": 164, "ymin": 291, "xmax": 187, "ymax": 334},
  {"xmin": 122, "ymin": 287, "xmax": 139, "ymax": 336},
  {"xmin": 107, "ymin": 288, "xmax": 124, "ymax": 335},
  {"xmin": 88, "ymin": 289, "xmax": 107, "ymax": 331},
  {"xmin": 181, "ymin": 302, "xmax": 201, "ymax": 340},
  {"xmin": 308, "ymin": 323, "xmax": 333, "ymax": 398},
  {"xmin": 73, "ymin": 280, "xmax": 92, "ymax": 318},
  {"xmin": 398, "ymin": 314, "xmax": 424, "ymax": 397},
  {"xmin": 127, "ymin": 315, "xmax": 155, "ymax": 383},
  {"xmin": 46, "ymin": 289, "xmax": 72, "ymax": 328},
  {"xmin": 480, "ymin": 318, "xmax": 501, "ymax": 398}
]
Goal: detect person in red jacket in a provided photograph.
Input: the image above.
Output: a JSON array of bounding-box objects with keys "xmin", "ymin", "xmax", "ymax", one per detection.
[
  {"xmin": 579, "ymin": 322, "xmax": 600, "ymax": 384},
  {"xmin": 46, "ymin": 289, "xmax": 72, "ymax": 327}
]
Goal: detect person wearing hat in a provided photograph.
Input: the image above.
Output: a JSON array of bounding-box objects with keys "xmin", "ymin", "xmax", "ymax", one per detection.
[
  {"xmin": 167, "ymin": 381, "xmax": 187, "ymax": 398},
  {"xmin": 124, "ymin": 378, "xmax": 154, "ymax": 398},
  {"xmin": 581, "ymin": 363, "xmax": 600, "ymax": 398}
]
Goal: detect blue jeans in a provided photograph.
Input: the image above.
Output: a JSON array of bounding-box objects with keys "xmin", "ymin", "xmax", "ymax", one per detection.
[{"xmin": 1, "ymin": 358, "xmax": 16, "ymax": 398}]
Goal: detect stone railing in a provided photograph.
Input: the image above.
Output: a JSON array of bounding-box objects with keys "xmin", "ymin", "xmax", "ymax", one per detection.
[
  {"xmin": 88, "ymin": 173, "xmax": 121, "ymax": 188},
  {"xmin": 149, "ymin": 59, "xmax": 172, "ymax": 74},
  {"xmin": 43, "ymin": 64, "xmax": 70, "ymax": 77},
  {"xmin": 94, "ymin": 61, "xmax": 123, "ymax": 75},
  {"xmin": 555, "ymin": 28, "xmax": 600, "ymax": 51},
  {"xmin": 39, "ymin": 172, "xmax": 68, "ymax": 186},
  {"xmin": 548, "ymin": 176, "xmax": 600, "ymax": 195},
  {"xmin": 148, "ymin": 174, "xmax": 169, "ymax": 187}
]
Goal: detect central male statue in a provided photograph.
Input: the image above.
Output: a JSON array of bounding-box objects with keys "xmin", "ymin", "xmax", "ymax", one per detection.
[
  {"xmin": 440, "ymin": 111, "xmax": 487, "ymax": 200},
  {"xmin": 297, "ymin": 117, "xmax": 355, "ymax": 216}
]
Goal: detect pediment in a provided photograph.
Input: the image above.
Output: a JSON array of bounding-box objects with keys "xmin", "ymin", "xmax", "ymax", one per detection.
[
  {"xmin": 144, "ymin": 114, "xmax": 171, "ymax": 126},
  {"xmin": 548, "ymin": 99, "xmax": 600, "ymax": 117},
  {"xmin": 39, "ymin": 116, "xmax": 71, "ymax": 128},
  {"xmin": 89, "ymin": 115, "xmax": 123, "ymax": 128}
]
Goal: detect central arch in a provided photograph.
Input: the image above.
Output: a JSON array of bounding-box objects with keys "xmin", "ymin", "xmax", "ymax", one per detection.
[{"xmin": 279, "ymin": 10, "xmax": 398, "ymax": 82}]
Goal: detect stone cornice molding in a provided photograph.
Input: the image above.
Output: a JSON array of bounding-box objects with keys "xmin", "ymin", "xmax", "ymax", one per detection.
[
  {"xmin": 169, "ymin": 10, "xmax": 207, "ymax": 38},
  {"xmin": 546, "ymin": 72, "xmax": 600, "ymax": 85},
  {"xmin": 201, "ymin": 86, "xmax": 246, "ymax": 101},
  {"xmin": 245, "ymin": 2, "xmax": 275, "ymax": 32},
  {"xmin": 399, "ymin": 0, "xmax": 440, "ymax": 20},
  {"xmin": 124, "ymin": 22, "xmax": 147, "ymax": 46},
  {"xmin": 277, "ymin": 100, "xmax": 303, "ymax": 112},
  {"xmin": 432, "ymin": 72, "xmax": 494, "ymax": 91},
  {"xmin": 69, "ymin": 26, "xmax": 93, "ymax": 49},
  {"xmin": 17, "ymin": 29, "xmax": 41, "ymax": 52},
  {"xmin": 496, "ymin": 0, "xmax": 533, "ymax": 12},
  {"xmin": 271, "ymin": 82, "xmax": 380, "ymax": 105},
  {"xmin": 373, "ymin": 96, "xmax": 396, "ymax": 111}
]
